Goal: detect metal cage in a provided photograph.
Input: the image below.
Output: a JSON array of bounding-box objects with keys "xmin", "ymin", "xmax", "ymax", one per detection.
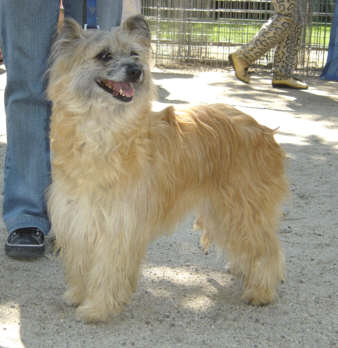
[{"xmin": 141, "ymin": 0, "xmax": 334, "ymax": 75}]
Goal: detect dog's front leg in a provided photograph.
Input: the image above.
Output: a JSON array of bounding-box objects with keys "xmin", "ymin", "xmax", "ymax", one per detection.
[
  {"xmin": 75, "ymin": 228, "xmax": 147, "ymax": 323},
  {"xmin": 63, "ymin": 263, "xmax": 87, "ymax": 307},
  {"xmin": 48, "ymin": 188, "xmax": 90, "ymax": 308}
]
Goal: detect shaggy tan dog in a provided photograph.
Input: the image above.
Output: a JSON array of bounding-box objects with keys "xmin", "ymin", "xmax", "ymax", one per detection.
[{"xmin": 47, "ymin": 16, "xmax": 288, "ymax": 323}]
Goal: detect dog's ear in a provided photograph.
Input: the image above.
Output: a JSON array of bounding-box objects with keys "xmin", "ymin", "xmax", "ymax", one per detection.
[
  {"xmin": 122, "ymin": 15, "xmax": 151, "ymax": 47},
  {"xmin": 59, "ymin": 18, "xmax": 85, "ymax": 42},
  {"xmin": 51, "ymin": 18, "xmax": 86, "ymax": 61}
]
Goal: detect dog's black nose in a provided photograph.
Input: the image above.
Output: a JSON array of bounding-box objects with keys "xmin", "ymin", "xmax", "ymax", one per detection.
[{"xmin": 126, "ymin": 64, "xmax": 142, "ymax": 82}]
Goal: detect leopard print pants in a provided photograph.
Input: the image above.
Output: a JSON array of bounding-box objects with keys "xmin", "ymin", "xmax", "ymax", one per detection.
[{"xmin": 235, "ymin": 0, "xmax": 301, "ymax": 79}]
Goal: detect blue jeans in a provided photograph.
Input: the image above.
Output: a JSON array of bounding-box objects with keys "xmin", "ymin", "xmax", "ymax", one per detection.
[{"xmin": 0, "ymin": 0, "xmax": 122, "ymax": 235}]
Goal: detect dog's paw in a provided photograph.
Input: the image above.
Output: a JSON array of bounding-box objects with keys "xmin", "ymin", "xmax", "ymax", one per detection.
[
  {"xmin": 224, "ymin": 262, "xmax": 241, "ymax": 276},
  {"xmin": 63, "ymin": 288, "xmax": 83, "ymax": 307},
  {"xmin": 199, "ymin": 231, "xmax": 211, "ymax": 255},
  {"xmin": 75, "ymin": 303, "xmax": 110, "ymax": 323},
  {"xmin": 75, "ymin": 298, "xmax": 125, "ymax": 323},
  {"xmin": 241, "ymin": 287, "xmax": 274, "ymax": 306}
]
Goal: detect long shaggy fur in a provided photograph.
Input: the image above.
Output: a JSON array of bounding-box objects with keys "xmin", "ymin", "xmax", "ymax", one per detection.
[{"xmin": 47, "ymin": 16, "xmax": 288, "ymax": 323}]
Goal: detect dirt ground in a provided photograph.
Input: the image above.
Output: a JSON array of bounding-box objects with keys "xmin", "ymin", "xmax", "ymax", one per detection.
[{"xmin": 0, "ymin": 65, "xmax": 337, "ymax": 348}]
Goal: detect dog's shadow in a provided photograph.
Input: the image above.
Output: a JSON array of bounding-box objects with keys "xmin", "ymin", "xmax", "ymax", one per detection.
[
  {"xmin": 115, "ymin": 218, "xmax": 248, "ymax": 325},
  {"xmin": 117, "ymin": 228, "xmax": 244, "ymax": 325},
  {"xmin": 121, "ymin": 263, "xmax": 242, "ymax": 326},
  {"xmin": 156, "ymin": 85, "xmax": 189, "ymax": 105},
  {"xmin": 153, "ymin": 72, "xmax": 193, "ymax": 105}
]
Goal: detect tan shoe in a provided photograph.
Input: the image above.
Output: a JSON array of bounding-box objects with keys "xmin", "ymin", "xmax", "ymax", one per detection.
[
  {"xmin": 229, "ymin": 53, "xmax": 250, "ymax": 84},
  {"xmin": 272, "ymin": 78, "xmax": 308, "ymax": 89}
]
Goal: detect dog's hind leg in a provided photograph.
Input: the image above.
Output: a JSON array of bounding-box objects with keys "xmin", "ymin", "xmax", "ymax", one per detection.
[
  {"xmin": 204, "ymin": 189, "xmax": 285, "ymax": 306},
  {"xmin": 75, "ymin": 228, "xmax": 148, "ymax": 323},
  {"xmin": 233, "ymin": 220, "xmax": 284, "ymax": 306},
  {"xmin": 194, "ymin": 217, "xmax": 212, "ymax": 254}
]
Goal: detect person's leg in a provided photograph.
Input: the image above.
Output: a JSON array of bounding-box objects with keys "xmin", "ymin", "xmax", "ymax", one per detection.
[
  {"xmin": 0, "ymin": 0, "xmax": 60, "ymax": 240},
  {"xmin": 272, "ymin": 22, "xmax": 307, "ymax": 88},
  {"xmin": 235, "ymin": 13, "xmax": 293, "ymax": 65},
  {"xmin": 62, "ymin": 0, "xmax": 122, "ymax": 30},
  {"xmin": 97, "ymin": 0, "xmax": 123, "ymax": 30},
  {"xmin": 62, "ymin": 0, "xmax": 83, "ymax": 25},
  {"xmin": 229, "ymin": 0, "xmax": 294, "ymax": 83},
  {"xmin": 271, "ymin": 0, "xmax": 308, "ymax": 88},
  {"xmin": 273, "ymin": 23, "xmax": 301, "ymax": 79}
]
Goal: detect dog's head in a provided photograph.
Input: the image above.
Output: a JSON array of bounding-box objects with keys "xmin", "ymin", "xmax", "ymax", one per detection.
[{"xmin": 48, "ymin": 15, "xmax": 154, "ymax": 112}]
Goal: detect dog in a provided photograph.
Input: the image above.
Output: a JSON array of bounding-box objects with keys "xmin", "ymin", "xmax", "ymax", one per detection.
[{"xmin": 47, "ymin": 15, "xmax": 288, "ymax": 323}]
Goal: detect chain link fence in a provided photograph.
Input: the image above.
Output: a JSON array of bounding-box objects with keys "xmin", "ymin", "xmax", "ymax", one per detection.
[{"xmin": 141, "ymin": 0, "xmax": 334, "ymax": 75}]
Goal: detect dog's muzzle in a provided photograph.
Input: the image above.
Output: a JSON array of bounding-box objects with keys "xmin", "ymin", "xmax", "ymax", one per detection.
[
  {"xmin": 96, "ymin": 64, "xmax": 143, "ymax": 103},
  {"xmin": 125, "ymin": 64, "xmax": 142, "ymax": 83}
]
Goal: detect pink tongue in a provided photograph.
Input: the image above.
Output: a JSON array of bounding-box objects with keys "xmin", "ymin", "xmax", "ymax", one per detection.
[{"xmin": 112, "ymin": 81, "xmax": 134, "ymax": 97}]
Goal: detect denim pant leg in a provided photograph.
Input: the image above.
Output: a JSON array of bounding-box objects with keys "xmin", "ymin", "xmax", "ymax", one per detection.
[
  {"xmin": 63, "ymin": 0, "xmax": 122, "ymax": 29},
  {"xmin": 0, "ymin": 0, "xmax": 60, "ymax": 235},
  {"xmin": 97, "ymin": 0, "xmax": 123, "ymax": 29}
]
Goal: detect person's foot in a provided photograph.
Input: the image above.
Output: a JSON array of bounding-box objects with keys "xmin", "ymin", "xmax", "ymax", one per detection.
[
  {"xmin": 5, "ymin": 228, "xmax": 45, "ymax": 260},
  {"xmin": 272, "ymin": 77, "xmax": 308, "ymax": 89},
  {"xmin": 229, "ymin": 53, "xmax": 250, "ymax": 84}
]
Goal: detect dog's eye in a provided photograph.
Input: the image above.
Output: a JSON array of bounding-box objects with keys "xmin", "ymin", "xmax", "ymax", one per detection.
[
  {"xmin": 96, "ymin": 49, "xmax": 113, "ymax": 62},
  {"xmin": 130, "ymin": 51, "xmax": 139, "ymax": 57}
]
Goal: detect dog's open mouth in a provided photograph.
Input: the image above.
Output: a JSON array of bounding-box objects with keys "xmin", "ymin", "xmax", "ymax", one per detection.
[{"xmin": 96, "ymin": 79, "xmax": 135, "ymax": 102}]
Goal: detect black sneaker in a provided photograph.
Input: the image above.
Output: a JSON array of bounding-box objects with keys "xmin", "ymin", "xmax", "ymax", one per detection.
[{"xmin": 5, "ymin": 228, "xmax": 45, "ymax": 260}]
